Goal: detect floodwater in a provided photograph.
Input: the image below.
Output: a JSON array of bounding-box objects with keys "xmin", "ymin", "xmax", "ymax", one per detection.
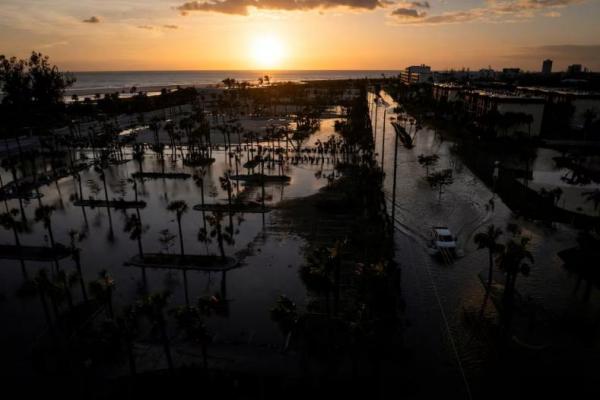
[
  {"xmin": 0, "ymin": 119, "xmax": 339, "ymax": 377},
  {"xmin": 2, "ymin": 94, "xmax": 599, "ymax": 395},
  {"xmin": 370, "ymin": 90, "xmax": 600, "ymax": 397}
]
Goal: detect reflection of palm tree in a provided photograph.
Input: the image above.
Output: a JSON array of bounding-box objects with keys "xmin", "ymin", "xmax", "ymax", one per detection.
[
  {"xmin": 124, "ymin": 213, "xmax": 146, "ymax": 259},
  {"xmin": 34, "ymin": 204, "xmax": 62, "ymax": 272},
  {"xmin": 0, "ymin": 209, "xmax": 27, "ymax": 278},
  {"xmin": 474, "ymin": 225, "xmax": 503, "ymax": 292},
  {"xmin": 34, "ymin": 205, "xmax": 56, "ymax": 248},
  {"xmin": 167, "ymin": 200, "xmax": 189, "ymax": 257},
  {"xmin": 167, "ymin": 200, "xmax": 190, "ymax": 305},
  {"xmin": 95, "ymin": 166, "xmax": 114, "ymax": 239},
  {"xmin": 205, "ymin": 211, "xmax": 232, "ymax": 260}
]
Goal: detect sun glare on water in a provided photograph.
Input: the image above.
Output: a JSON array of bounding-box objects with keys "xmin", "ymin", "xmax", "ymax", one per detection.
[{"xmin": 250, "ymin": 35, "xmax": 285, "ymax": 69}]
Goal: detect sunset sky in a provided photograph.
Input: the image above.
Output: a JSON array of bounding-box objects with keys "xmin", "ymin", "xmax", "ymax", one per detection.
[{"xmin": 1, "ymin": 0, "xmax": 599, "ymax": 71}]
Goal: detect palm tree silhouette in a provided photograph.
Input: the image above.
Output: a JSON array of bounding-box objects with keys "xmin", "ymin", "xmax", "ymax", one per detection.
[
  {"xmin": 496, "ymin": 233, "xmax": 534, "ymax": 307},
  {"xmin": 124, "ymin": 213, "xmax": 146, "ymax": 259},
  {"xmin": 34, "ymin": 204, "xmax": 57, "ymax": 248},
  {"xmin": 68, "ymin": 229, "xmax": 88, "ymax": 302},
  {"xmin": 89, "ymin": 269, "xmax": 116, "ymax": 319},
  {"xmin": 474, "ymin": 225, "xmax": 504, "ymax": 292}
]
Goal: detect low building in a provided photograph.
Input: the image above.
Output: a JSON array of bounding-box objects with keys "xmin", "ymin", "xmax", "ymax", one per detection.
[
  {"xmin": 517, "ymin": 87, "xmax": 600, "ymax": 130},
  {"xmin": 463, "ymin": 90, "xmax": 545, "ymax": 136},
  {"xmin": 400, "ymin": 65, "xmax": 433, "ymax": 85},
  {"xmin": 502, "ymin": 68, "xmax": 521, "ymax": 78},
  {"xmin": 432, "ymin": 83, "xmax": 463, "ymax": 103}
]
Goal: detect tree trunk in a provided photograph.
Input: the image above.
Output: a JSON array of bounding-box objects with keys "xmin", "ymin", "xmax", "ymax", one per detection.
[
  {"xmin": 177, "ymin": 218, "xmax": 185, "ymax": 257},
  {"xmin": 74, "ymin": 251, "xmax": 88, "ymax": 302}
]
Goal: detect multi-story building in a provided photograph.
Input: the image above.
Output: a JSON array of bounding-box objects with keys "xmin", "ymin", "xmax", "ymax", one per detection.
[
  {"xmin": 400, "ymin": 65, "xmax": 433, "ymax": 85},
  {"xmin": 542, "ymin": 59, "xmax": 553, "ymax": 74},
  {"xmin": 462, "ymin": 90, "xmax": 545, "ymax": 136},
  {"xmin": 567, "ymin": 64, "xmax": 583, "ymax": 75}
]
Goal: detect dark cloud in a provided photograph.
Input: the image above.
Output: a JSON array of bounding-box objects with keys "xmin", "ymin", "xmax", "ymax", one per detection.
[
  {"xmin": 409, "ymin": 1, "xmax": 429, "ymax": 8},
  {"xmin": 83, "ymin": 16, "xmax": 101, "ymax": 23},
  {"xmin": 511, "ymin": 44, "xmax": 600, "ymax": 62},
  {"xmin": 392, "ymin": 0, "xmax": 585, "ymax": 24},
  {"xmin": 177, "ymin": 0, "xmax": 391, "ymax": 16},
  {"xmin": 391, "ymin": 7, "xmax": 426, "ymax": 18},
  {"xmin": 163, "ymin": 24, "xmax": 179, "ymax": 29}
]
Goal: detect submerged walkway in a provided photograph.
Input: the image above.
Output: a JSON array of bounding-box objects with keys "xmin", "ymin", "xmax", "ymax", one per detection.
[{"xmin": 0, "ymin": 244, "xmax": 72, "ymax": 261}]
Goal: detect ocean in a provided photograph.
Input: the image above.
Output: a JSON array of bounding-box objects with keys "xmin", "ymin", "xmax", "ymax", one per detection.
[{"xmin": 67, "ymin": 70, "xmax": 399, "ymax": 95}]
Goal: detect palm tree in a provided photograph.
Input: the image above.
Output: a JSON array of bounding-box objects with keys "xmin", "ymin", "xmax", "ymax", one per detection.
[
  {"xmin": 270, "ymin": 295, "xmax": 298, "ymax": 351},
  {"xmin": 474, "ymin": 225, "xmax": 504, "ymax": 292},
  {"xmin": 417, "ymin": 154, "xmax": 440, "ymax": 177},
  {"xmin": 204, "ymin": 211, "xmax": 232, "ymax": 260},
  {"xmin": 167, "ymin": 200, "xmax": 190, "ymax": 305},
  {"xmin": 167, "ymin": 200, "xmax": 189, "ymax": 257},
  {"xmin": 0, "ymin": 209, "xmax": 27, "ymax": 278},
  {"xmin": 149, "ymin": 116, "xmax": 162, "ymax": 146},
  {"xmin": 426, "ymin": 169, "xmax": 454, "ymax": 201},
  {"xmin": 132, "ymin": 144, "xmax": 145, "ymax": 177},
  {"xmin": 68, "ymin": 229, "xmax": 88, "ymax": 302},
  {"xmin": 34, "ymin": 204, "xmax": 57, "ymax": 248},
  {"xmin": 94, "ymin": 166, "xmax": 114, "ymax": 239},
  {"xmin": 134, "ymin": 291, "xmax": 174, "ymax": 373},
  {"xmin": 124, "ymin": 213, "xmax": 146, "ymax": 259},
  {"xmin": 89, "ymin": 269, "xmax": 116, "ymax": 319},
  {"xmin": 496, "ymin": 233, "xmax": 534, "ymax": 307}
]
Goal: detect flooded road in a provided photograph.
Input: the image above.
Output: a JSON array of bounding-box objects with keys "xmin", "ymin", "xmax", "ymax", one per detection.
[{"xmin": 370, "ymin": 90, "xmax": 600, "ymax": 397}]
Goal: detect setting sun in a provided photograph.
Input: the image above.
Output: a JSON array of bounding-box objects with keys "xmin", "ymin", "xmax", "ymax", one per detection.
[{"xmin": 250, "ymin": 35, "xmax": 285, "ymax": 69}]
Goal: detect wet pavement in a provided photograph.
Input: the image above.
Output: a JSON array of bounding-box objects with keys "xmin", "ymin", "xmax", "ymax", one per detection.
[{"xmin": 370, "ymin": 90, "xmax": 600, "ymax": 398}]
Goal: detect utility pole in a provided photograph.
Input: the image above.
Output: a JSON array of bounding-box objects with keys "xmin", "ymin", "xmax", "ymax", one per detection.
[
  {"xmin": 381, "ymin": 108, "xmax": 387, "ymax": 170},
  {"xmin": 391, "ymin": 120, "xmax": 399, "ymax": 230}
]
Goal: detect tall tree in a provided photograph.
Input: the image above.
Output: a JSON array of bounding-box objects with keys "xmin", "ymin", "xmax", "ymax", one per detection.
[
  {"xmin": 474, "ymin": 225, "xmax": 504, "ymax": 292},
  {"xmin": 167, "ymin": 200, "xmax": 189, "ymax": 257}
]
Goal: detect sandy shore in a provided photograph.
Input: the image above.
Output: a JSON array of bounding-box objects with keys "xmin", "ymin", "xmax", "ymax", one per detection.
[{"xmin": 65, "ymin": 84, "xmax": 222, "ymax": 98}]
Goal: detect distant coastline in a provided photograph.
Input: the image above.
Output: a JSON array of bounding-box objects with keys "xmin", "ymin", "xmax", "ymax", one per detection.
[{"xmin": 66, "ymin": 70, "xmax": 399, "ymax": 97}]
